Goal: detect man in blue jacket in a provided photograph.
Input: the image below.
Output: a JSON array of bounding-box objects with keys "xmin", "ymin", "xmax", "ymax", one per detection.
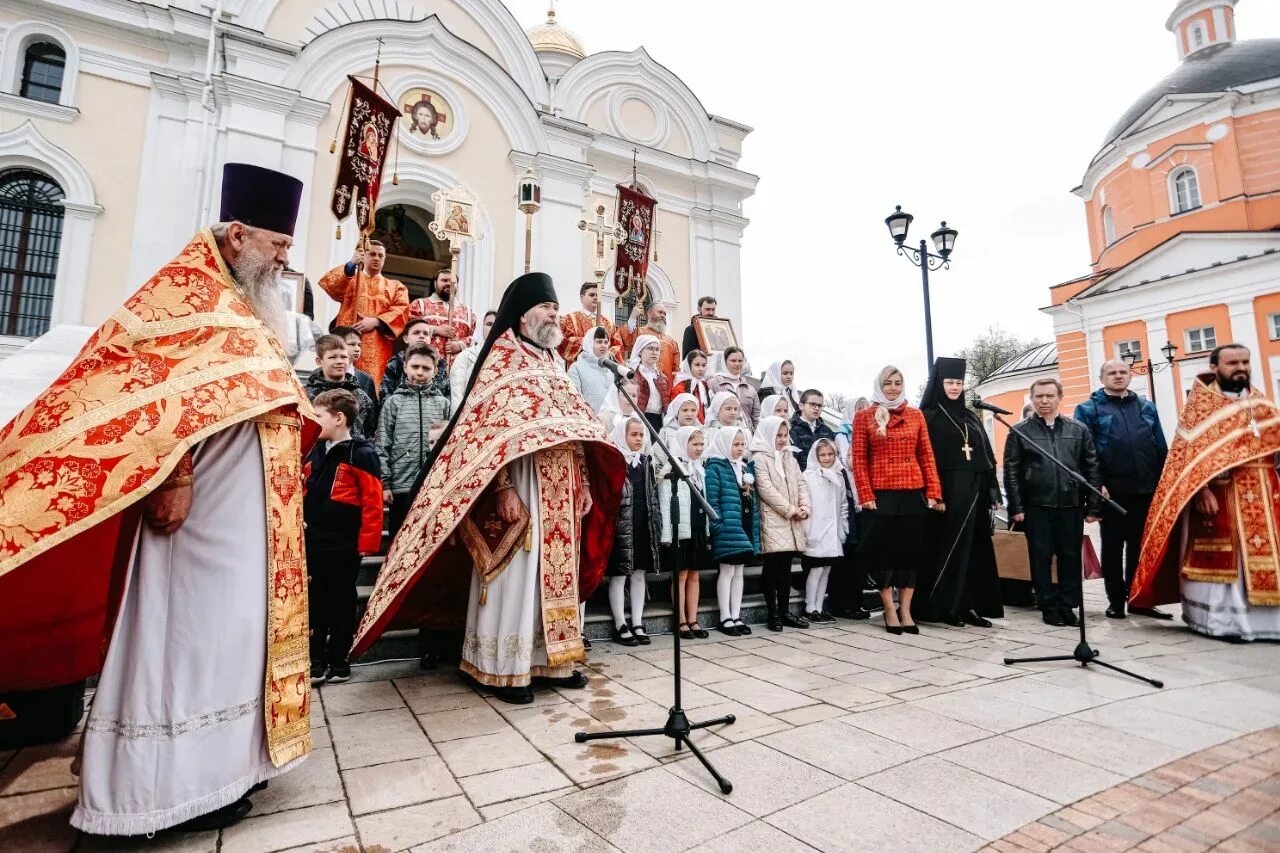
[{"xmin": 1074, "ymin": 359, "xmax": 1171, "ymax": 620}]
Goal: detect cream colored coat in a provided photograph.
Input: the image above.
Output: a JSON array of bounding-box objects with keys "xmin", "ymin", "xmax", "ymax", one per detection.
[{"xmin": 753, "ymin": 450, "xmax": 810, "ymax": 554}]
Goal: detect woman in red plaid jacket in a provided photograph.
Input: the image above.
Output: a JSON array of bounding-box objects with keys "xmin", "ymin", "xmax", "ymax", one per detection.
[{"xmin": 851, "ymin": 365, "xmax": 943, "ymax": 635}]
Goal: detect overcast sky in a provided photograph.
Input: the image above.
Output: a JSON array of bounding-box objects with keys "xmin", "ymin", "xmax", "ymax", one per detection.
[{"xmin": 509, "ymin": 0, "xmax": 1280, "ymax": 397}]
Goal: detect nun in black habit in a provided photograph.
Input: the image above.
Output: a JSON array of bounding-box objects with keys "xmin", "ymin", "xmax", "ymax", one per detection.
[{"xmin": 912, "ymin": 357, "xmax": 1004, "ymax": 627}]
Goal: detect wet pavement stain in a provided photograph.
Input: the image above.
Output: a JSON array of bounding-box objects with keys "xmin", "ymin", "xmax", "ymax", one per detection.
[
  {"xmin": 584, "ymin": 743, "xmax": 628, "ymax": 760},
  {"xmin": 589, "ymin": 762, "xmax": 620, "ymax": 775},
  {"xmin": 592, "ymin": 706, "xmax": 627, "ymax": 723}
]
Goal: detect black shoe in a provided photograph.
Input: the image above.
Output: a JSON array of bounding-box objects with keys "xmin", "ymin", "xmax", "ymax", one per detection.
[
  {"xmin": 612, "ymin": 624, "xmax": 639, "ymax": 646},
  {"xmin": 942, "ymin": 614, "xmax": 966, "ymax": 627},
  {"xmin": 962, "ymin": 610, "xmax": 993, "ymax": 628},
  {"xmin": 533, "ymin": 670, "xmax": 588, "ymax": 689},
  {"xmin": 491, "ymin": 685, "xmax": 535, "ymax": 705},
  {"xmin": 767, "ymin": 616, "xmax": 783, "ymax": 632},
  {"xmin": 718, "ymin": 619, "xmax": 739, "ymax": 636},
  {"xmin": 631, "ymin": 624, "xmax": 652, "ymax": 645},
  {"xmin": 816, "ymin": 611, "xmax": 837, "ymax": 624},
  {"xmin": 173, "ymin": 796, "xmax": 252, "ymax": 832},
  {"xmin": 734, "ymin": 620, "xmax": 752, "ymax": 635},
  {"xmin": 327, "ymin": 661, "xmax": 351, "ymax": 683},
  {"xmin": 1062, "ymin": 610, "xmax": 1079, "ymax": 627},
  {"xmin": 1129, "ymin": 606, "xmax": 1174, "ymax": 620},
  {"xmin": 690, "ymin": 623, "xmax": 710, "ymax": 639},
  {"xmin": 582, "ymin": 636, "xmax": 592, "ymax": 650},
  {"xmin": 679, "ymin": 622, "xmax": 695, "ymax": 640},
  {"xmin": 884, "ymin": 616, "xmax": 904, "ymax": 635},
  {"xmin": 1043, "ymin": 611, "xmax": 1067, "ymax": 627},
  {"xmin": 1106, "ymin": 605, "xmax": 1127, "ymax": 619},
  {"xmin": 901, "ymin": 623, "xmax": 920, "ymax": 635},
  {"xmin": 782, "ymin": 613, "xmax": 810, "ymax": 629},
  {"xmin": 310, "ymin": 661, "xmax": 327, "ymax": 685},
  {"xmin": 848, "ymin": 608, "xmax": 871, "ymax": 620}
]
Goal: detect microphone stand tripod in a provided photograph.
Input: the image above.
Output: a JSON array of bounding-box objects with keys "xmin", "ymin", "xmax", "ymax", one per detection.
[
  {"xmin": 992, "ymin": 413, "xmax": 1163, "ymax": 689},
  {"xmin": 575, "ymin": 371, "xmax": 736, "ymax": 794}
]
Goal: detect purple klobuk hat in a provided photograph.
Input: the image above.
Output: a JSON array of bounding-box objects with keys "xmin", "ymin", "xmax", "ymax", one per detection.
[{"xmin": 219, "ymin": 163, "xmax": 303, "ymax": 237}]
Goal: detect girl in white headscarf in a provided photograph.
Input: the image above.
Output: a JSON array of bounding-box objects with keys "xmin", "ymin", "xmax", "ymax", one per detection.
[
  {"xmin": 750, "ymin": 415, "xmax": 811, "ymax": 631},
  {"xmin": 660, "ymin": 425, "xmax": 712, "ymax": 639},
  {"xmin": 851, "ymin": 365, "xmax": 942, "ymax": 635},
  {"xmin": 655, "ymin": 392, "xmax": 700, "ymax": 480},
  {"xmin": 606, "ymin": 416, "xmax": 661, "ymax": 646},
  {"xmin": 629, "ymin": 334, "xmax": 670, "ymax": 433},
  {"xmin": 703, "ymin": 425, "xmax": 758, "ymax": 635},
  {"xmin": 702, "ymin": 390, "xmax": 743, "ymax": 446},
  {"xmin": 598, "ymin": 378, "xmax": 640, "ymax": 435},
  {"xmin": 707, "ymin": 346, "xmax": 761, "ymax": 431},
  {"xmin": 801, "ymin": 438, "xmax": 850, "ymax": 623},
  {"xmin": 759, "ymin": 360, "xmax": 800, "ymax": 416},
  {"xmin": 759, "ymin": 393, "xmax": 791, "ymax": 423},
  {"xmin": 672, "ymin": 349, "xmax": 711, "ymax": 421}
]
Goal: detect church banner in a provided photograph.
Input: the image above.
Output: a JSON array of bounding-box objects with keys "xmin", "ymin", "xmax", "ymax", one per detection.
[
  {"xmin": 332, "ymin": 76, "xmax": 399, "ymax": 235},
  {"xmin": 613, "ymin": 183, "xmax": 656, "ymax": 299}
]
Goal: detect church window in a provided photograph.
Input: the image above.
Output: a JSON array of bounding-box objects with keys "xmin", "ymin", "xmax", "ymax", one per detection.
[
  {"xmin": 0, "ymin": 169, "xmax": 64, "ymax": 337},
  {"xmin": 1269, "ymin": 314, "xmax": 1280, "ymax": 341},
  {"xmin": 1171, "ymin": 167, "xmax": 1201, "ymax": 214},
  {"xmin": 19, "ymin": 42, "xmax": 65, "ymax": 104},
  {"xmin": 1191, "ymin": 24, "xmax": 1206, "ymax": 49},
  {"xmin": 1185, "ymin": 326, "xmax": 1216, "ymax": 354},
  {"xmin": 1102, "ymin": 207, "xmax": 1115, "ymax": 245},
  {"xmin": 1115, "ymin": 340, "xmax": 1142, "ymax": 362}
]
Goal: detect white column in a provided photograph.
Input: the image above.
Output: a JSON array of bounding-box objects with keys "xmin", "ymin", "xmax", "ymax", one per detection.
[
  {"xmin": 1226, "ymin": 297, "xmax": 1262, "ymax": 361},
  {"xmin": 1144, "ymin": 318, "xmax": 1177, "ymax": 441},
  {"xmin": 689, "ymin": 207, "xmax": 748, "ymax": 339},
  {"xmin": 526, "ymin": 157, "xmax": 594, "ymax": 310}
]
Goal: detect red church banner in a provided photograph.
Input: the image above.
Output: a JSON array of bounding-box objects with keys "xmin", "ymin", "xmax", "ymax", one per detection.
[
  {"xmin": 332, "ymin": 76, "xmax": 399, "ymax": 235},
  {"xmin": 613, "ymin": 183, "xmax": 656, "ymax": 299}
]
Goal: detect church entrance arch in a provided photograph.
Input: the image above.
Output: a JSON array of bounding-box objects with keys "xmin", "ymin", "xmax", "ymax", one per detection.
[{"xmin": 370, "ymin": 203, "xmax": 451, "ymax": 302}]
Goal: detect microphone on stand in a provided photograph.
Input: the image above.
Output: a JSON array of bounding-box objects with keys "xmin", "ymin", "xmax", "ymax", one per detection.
[
  {"xmin": 596, "ymin": 356, "xmax": 636, "ymax": 380},
  {"xmin": 972, "ymin": 397, "xmax": 1013, "ymax": 416}
]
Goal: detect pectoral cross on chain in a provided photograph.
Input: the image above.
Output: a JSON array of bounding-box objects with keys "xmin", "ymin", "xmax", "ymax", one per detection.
[{"xmin": 961, "ymin": 440, "xmax": 974, "ymax": 462}]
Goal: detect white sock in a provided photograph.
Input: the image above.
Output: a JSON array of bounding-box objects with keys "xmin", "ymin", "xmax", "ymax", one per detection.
[
  {"xmin": 730, "ymin": 564, "xmax": 745, "ymax": 620},
  {"xmin": 629, "ymin": 572, "xmax": 647, "ymax": 628},
  {"xmin": 609, "ymin": 576, "xmax": 627, "ymax": 629},
  {"xmin": 816, "ymin": 565, "xmax": 832, "ymax": 613},
  {"xmin": 579, "ymin": 601, "xmax": 587, "ymax": 628},
  {"xmin": 805, "ymin": 567, "xmax": 822, "ymax": 613},
  {"xmin": 717, "ymin": 564, "xmax": 736, "ymax": 622}
]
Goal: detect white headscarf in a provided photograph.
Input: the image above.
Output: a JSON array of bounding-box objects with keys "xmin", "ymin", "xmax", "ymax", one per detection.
[
  {"xmin": 673, "ymin": 425, "xmax": 706, "ymax": 487},
  {"xmin": 629, "ymin": 334, "xmax": 661, "ymax": 374},
  {"xmin": 610, "ymin": 415, "xmax": 647, "ymax": 466},
  {"xmin": 759, "ymin": 394, "xmax": 789, "ymax": 421},
  {"xmin": 870, "ymin": 364, "xmax": 907, "ymax": 436},
  {"xmin": 600, "ymin": 383, "xmax": 637, "ymax": 418},
  {"xmin": 664, "ymin": 392, "xmax": 700, "ymax": 428},
  {"xmin": 805, "ymin": 437, "xmax": 846, "ymax": 491},
  {"xmin": 709, "ymin": 349, "xmax": 745, "ymax": 380},
  {"xmin": 750, "ymin": 415, "xmax": 797, "ymax": 485},
  {"xmin": 704, "ymin": 425, "xmax": 751, "ymax": 485},
  {"xmin": 706, "ymin": 390, "xmax": 740, "ymax": 426},
  {"xmin": 674, "ymin": 352, "xmax": 711, "ymax": 407},
  {"xmin": 764, "ymin": 360, "xmax": 794, "ymax": 390}
]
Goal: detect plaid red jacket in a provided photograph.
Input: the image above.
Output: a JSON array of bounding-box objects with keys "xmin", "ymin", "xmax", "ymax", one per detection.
[{"xmin": 851, "ymin": 404, "xmax": 942, "ymax": 504}]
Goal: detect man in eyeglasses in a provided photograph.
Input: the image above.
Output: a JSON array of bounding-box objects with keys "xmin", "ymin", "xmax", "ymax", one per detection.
[{"xmin": 790, "ymin": 389, "xmax": 836, "ymax": 470}]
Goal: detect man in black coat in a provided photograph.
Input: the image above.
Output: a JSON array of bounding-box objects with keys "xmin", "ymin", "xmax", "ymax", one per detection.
[
  {"xmin": 681, "ymin": 296, "xmax": 718, "ymax": 356},
  {"xmin": 1003, "ymin": 377, "xmax": 1102, "ymax": 627}
]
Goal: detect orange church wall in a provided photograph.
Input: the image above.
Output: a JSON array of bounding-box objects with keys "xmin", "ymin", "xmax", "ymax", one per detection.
[
  {"xmin": 1252, "ymin": 294, "xmax": 1280, "ymax": 397},
  {"xmin": 1049, "ymin": 276, "xmax": 1097, "ymax": 307},
  {"xmin": 1056, "ymin": 330, "xmax": 1090, "ymax": 409},
  {"xmin": 1102, "ymin": 320, "xmax": 1149, "ymax": 365},
  {"xmin": 1236, "ymin": 112, "xmax": 1280, "ymax": 198},
  {"xmin": 983, "ymin": 387, "xmax": 1031, "ymax": 465},
  {"xmin": 1166, "ymin": 304, "xmax": 1230, "ymax": 408},
  {"xmin": 1179, "ymin": 9, "xmax": 1218, "ymax": 54}
]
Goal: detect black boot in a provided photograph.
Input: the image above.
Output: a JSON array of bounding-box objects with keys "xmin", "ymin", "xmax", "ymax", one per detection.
[{"xmin": 961, "ymin": 609, "xmax": 992, "ymax": 628}]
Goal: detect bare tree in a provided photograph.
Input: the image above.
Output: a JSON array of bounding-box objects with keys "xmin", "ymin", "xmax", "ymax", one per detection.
[
  {"xmin": 958, "ymin": 326, "xmax": 1043, "ymax": 386},
  {"xmin": 826, "ymin": 391, "xmax": 853, "ymax": 414}
]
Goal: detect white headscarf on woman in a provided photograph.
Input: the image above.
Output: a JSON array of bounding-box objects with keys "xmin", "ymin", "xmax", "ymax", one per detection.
[
  {"xmin": 664, "ymin": 392, "xmax": 700, "ymax": 429},
  {"xmin": 704, "ymin": 424, "xmax": 751, "ymax": 486},
  {"xmin": 749, "ymin": 414, "xmax": 798, "ymax": 485},
  {"xmin": 706, "ymin": 390, "xmax": 739, "ymax": 426},
  {"xmin": 708, "ymin": 349, "xmax": 746, "ymax": 380},
  {"xmin": 610, "ymin": 414, "xmax": 647, "ymax": 466},
  {"xmin": 765, "ymin": 360, "xmax": 795, "ymax": 389},
  {"xmin": 870, "ymin": 364, "xmax": 907, "ymax": 437}
]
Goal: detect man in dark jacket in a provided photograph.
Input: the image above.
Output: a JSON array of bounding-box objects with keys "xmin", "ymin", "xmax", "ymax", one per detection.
[
  {"xmin": 1004, "ymin": 378, "xmax": 1102, "ymax": 626},
  {"xmin": 1074, "ymin": 359, "xmax": 1171, "ymax": 620},
  {"xmin": 790, "ymin": 389, "xmax": 836, "ymax": 470},
  {"xmin": 681, "ymin": 296, "xmax": 717, "ymax": 356}
]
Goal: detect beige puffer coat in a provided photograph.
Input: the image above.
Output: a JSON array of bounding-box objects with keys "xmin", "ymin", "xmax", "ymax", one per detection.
[{"xmin": 753, "ymin": 450, "xmax": 810, "ymax": 554}]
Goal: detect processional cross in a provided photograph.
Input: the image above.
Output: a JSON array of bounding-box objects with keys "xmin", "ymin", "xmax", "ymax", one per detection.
[{"xmin": 578, "ymin": 202, "xmax": 625, "ymax": 324}]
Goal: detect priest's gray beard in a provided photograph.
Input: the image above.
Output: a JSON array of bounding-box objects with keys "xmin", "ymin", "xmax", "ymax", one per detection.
[
  {"xmin": 523, "ymin": 316, "xmax": 563, "ymax": 350},
  {"xmin": 230, "ymin": 244, "xmax": 287, "ymax": 340},
  {"xmin": 647, "ymin": 319, "xmax": 667, "ymax": 336}
]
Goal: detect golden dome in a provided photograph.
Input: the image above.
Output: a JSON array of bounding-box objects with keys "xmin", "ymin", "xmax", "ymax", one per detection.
[{"xmin": 526, "ymin": 7, "xmax": 585, "ymax": 59}]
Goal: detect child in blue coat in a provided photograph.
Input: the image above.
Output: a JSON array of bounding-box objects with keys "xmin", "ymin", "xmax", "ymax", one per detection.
[{"xmin": 703, "ymin": 425, "xmax": 761, "ymax": 635}]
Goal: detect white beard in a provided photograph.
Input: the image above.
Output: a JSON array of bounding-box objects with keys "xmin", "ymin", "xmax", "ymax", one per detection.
[
  {"xmin": 522, "ymin": 317, "xmax": 563, "ymax": 350},
  {"xmin": 647, "ymin": 320, "xmax": 667, "ymax": 336},
  {"xmin": 231, "ymin": 249, "xmax": 288, "ymax": 340}
]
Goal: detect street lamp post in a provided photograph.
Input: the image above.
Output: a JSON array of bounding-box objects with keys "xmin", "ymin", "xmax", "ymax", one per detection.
[
  {"xmin": 1122, "ymin": 340, "xmax": 1178, "ymax": 406},
  {"xmin": 885, "ymin": 205, "xmax": 957, "ymax": 369}
]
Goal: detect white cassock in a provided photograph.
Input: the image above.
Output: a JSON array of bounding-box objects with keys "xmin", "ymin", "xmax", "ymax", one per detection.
[
  {"xmin": 72, "ymin": 422, "xmax": 305, "ymax": 835},
  {"xmin": 460, "ymin": 455, "xmax": 574, "ymax": 686}
]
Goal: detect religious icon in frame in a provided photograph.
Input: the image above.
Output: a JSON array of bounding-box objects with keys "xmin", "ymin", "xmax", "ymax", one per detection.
[
  {"xmin": 401, "ymin": 89, "xmax": 452, "ymax": 140},
  {"xmin": 694, "ymin": 316, "xmax": 737, "ymax": 355},
  {"xmin": 279, "ymin": 270, "xmax": 306, "ymax": 314}
]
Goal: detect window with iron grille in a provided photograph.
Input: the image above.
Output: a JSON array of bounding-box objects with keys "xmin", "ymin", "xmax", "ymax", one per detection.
[
  {"xmin": 20, "ymin": 42, "xmax": 66, "ymax": 104},
  {"xmin": 0, "ymin": 169, "xmax": 64, "ymax": 337},
  {"xmin": 1185, "ymin": 325, "xmax": 1216, "ymax": 354}
]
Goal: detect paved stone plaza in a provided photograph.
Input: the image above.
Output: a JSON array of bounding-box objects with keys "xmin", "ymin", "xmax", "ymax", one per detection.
[{"xmin": 2, "ymin": 580, "xmax": 1278, "ymax": 852}]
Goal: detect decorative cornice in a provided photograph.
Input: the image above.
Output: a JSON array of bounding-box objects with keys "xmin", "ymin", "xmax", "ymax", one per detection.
[
  {"xmin": 0, "ymin": 93, "xmax": 78, "ymax": 124},
  {"xmin": 0, "ymin": 120, "xmax": 96, "ymax": 204}
]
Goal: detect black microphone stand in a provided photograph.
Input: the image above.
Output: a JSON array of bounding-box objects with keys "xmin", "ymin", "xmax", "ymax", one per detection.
[
  {"xmin": 574, "ymin": 372, "xmax": 737, "ymax": 794},
  {"xmin": 992, "ymin": 413, "xmax": 1163, "ymax": 689}
]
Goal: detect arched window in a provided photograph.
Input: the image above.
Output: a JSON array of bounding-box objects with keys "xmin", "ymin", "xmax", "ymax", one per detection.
[
  {"xmin": 1171, "ymin": 167, "xmax": 1202, "ymax": 214},
  {"xmin": 1191, "ymin": 23, "xmax": 1206, "ymax": 49},
  {"xmin": 1102, "ymin": 206, "xmax": 1115, "ymax": 245},
  {"xmin": 0, "ymin": 169, "xmax": 64, "ymax": 337},
  {"xmin": 19, "ymin": 42, "xmax": 65, "ymax": 104}
]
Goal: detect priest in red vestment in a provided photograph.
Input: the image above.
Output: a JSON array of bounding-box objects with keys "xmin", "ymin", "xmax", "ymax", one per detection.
[
  {"xmin": 353, "ymin": 272, "xmax": 624, "ymax": 705},
  {"xmin": 0, "ymin": 164, "xmax": 315, "ymax": 834},
  {"xmin": 558, "ymin": 281, "xmax": 614, "ymax": 364},
  {"xmin": 1131, "ymin": 345, "xmax": 1280, "ymax": 641},
  {"xmin": 318, "ymin": 240, "xmax": 409, "ymax": 386},
  {"xmin": 408, "ymin": 267, "xmax": 475, "ymax": 373},
  {"xmin": 612, "ymin": 301, "xmax": 679, "ymax": 385}
]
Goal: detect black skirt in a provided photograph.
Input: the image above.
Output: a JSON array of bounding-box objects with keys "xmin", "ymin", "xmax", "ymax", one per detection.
[{"xmin": 857, "ymin": 489, "xmax": 927, "ymax": 589}]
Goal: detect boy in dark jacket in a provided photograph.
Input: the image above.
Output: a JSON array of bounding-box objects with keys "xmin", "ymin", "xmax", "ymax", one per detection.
[
  {"xmin": 307, "ymin": 334, "xmax": 378, "ymax": 440},
  {"xmin": 376, "ymin": 343, "xmax": 451, "ymax": 536},
  {"xmin": 333, "ymin": 325, "xmax": 379, "ymax": 403},
  {"xmin": 304, "ymin": 389, "xmax": 384, "ymax": 684}
]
